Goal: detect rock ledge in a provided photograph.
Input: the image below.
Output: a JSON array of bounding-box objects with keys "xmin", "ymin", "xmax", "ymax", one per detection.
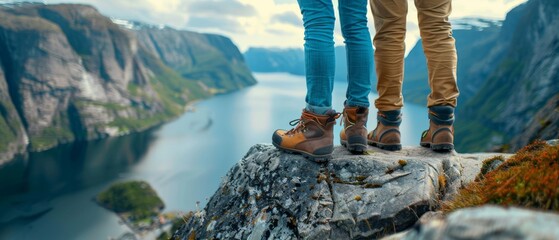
[{"xmin": 175, "ymin": 144, "xmax": 506, "ymax": 239}]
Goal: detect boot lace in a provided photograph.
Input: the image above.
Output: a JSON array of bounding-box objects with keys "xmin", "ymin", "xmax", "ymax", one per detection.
[
  {"xmin": 286, "ymin": 111, "xmax": 341, "ymax": 135},
  {"xmin": 339, "ymin": 109, "xmax": 354, "ymax": 127},
  {"xmin": 286, "ymin": 118, "xmax": 306, "ymax": 135}
]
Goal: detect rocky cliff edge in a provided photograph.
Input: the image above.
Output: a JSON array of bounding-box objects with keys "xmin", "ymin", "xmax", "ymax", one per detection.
[{"xmin": 174, "ymin": 144, "xmax": 516, "ymax": 239}]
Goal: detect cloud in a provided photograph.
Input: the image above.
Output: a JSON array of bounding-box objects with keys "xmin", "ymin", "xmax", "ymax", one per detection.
[
  {"xmin": 4, "ymin": 0, "xmax": 528, "ymax": 51},
  {"xmin": 187, "ymin": 0, "xmax": 256, "ymax": 17},
  {"xmin": 266, "ymin": 28, "xmax": 291, "ymax": 35},
  {"xmin": 187, "ymin": 16, "xmax": 245, "ymax": 33},
  {"xmin": 271, "ymin": 11, "xmax": 301, "ymax": 27},
  {"xmin": 273, "ymin": 0, "xmax": 294, "ymax": 5}
]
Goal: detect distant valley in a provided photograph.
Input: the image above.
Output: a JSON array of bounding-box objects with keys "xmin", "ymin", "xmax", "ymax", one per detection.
[{"xmin": 0, "ymin": 3, "xmax": 256, "ymax": 164}]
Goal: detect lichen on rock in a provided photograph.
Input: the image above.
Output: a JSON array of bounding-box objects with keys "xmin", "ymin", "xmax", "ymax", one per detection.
[{"xmin": 173, "ymin": 144, "xmax": 504, "ymax": 239}]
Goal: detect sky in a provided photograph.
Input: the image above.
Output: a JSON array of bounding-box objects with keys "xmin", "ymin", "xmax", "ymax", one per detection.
[{"xmin": 2, "ymin": 0, "xmax": 527, "ymax": 53}]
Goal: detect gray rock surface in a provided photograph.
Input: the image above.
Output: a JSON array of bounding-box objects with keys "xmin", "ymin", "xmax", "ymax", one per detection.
[
  {"xmin": 174, "ymin": 144, "xmax": 507, "ymax": 239},
  {"xmin": 390, "ymin": 206, "xmax": 559, "ymax": 240}
]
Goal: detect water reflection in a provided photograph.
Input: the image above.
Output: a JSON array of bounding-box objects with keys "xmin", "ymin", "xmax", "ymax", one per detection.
[{"xmin": 0, "ymin": 127, "xmax": 159, "ymax": 217}]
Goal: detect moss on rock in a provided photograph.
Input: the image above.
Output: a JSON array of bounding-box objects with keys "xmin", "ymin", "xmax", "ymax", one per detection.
[{"xmin": 444, "ymin": 140, "xmax": 559, "ymax": 212}]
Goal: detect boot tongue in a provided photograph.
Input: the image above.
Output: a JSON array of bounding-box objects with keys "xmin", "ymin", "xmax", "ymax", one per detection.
[{"xmin": 302, "ymin": 109, "xmax": 339, "ymax": 125}]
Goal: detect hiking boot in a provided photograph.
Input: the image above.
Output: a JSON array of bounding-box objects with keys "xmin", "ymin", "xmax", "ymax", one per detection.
[
  {"xmin": 340, "ymin": 106, "xmax": 369, "ymax": 153},
  {"xmin": 420, "ymin": 105, "xmax": 455, "ymax": 152},
  {"xmin": 272, "ymin": 109, "xmax": 340, "ymax": 162},
  {"xmin": 367, "ymin": 110, "xmax": 402, "ymax": 151}
]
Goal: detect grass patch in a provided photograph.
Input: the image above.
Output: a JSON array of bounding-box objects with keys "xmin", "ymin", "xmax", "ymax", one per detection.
[
  {"xmin": 74, "ymin": 99, "xmax": 129, "ymax": 111},
  {"xmin": 28, "ymin": 111, "xmax": 74, "ymax": 151},
  {"xmin": 29, "ymin": 126, "xmax": 74, "ymax": 151},
  {"xmin": 108, "ymin": 114, "xmax": 168, "ymax": 133},
  {"xmin": 444, "ymin": 140, "xmax": 559, "ymax": 212}
]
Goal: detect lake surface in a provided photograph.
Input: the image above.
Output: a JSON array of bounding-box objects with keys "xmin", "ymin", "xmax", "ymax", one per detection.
[{"xmin": 0, "ymin": 73, "xmax": 429, "ymax": 240}]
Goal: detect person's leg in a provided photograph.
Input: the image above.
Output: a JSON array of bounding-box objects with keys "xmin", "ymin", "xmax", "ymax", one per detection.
[
  {"xmin": 415, "ymin": 0, "xmax": 458, "ymax": 151},
  {"xmin": 338, "ymin": 0, "xmax": 372, "ymax": 108},
  {"xmin": 368, "ymin": 0, "xmax": 407, "ymax": 151},
  {"xmin": 370, "ymin": 0, "xmax": 408, "ymax": 111},
  {"xmin": 272, "ymin": 0, "xmax": 340, "ymax": 162},
  {"xmin": 338, "ymin": 0, "xmax": 372, "ymax": 154},
  {"xmin": 299, "ymin": 0, "xmax": 336, "ymax": 114},
  {"xmin": 415, "ymin": 0, "xmax": 459, "ymax": 107}
]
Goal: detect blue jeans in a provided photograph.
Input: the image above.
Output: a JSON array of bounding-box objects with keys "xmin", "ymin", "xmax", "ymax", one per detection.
[{"xmin": 298, "ymin": 0, "xmax": 373, "ymax": 114}]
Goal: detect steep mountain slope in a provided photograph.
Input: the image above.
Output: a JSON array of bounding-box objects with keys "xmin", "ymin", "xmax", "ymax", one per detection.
[
  {"xmin": 508, "ymin": 94, "xmax": 559, "ymax": 151},
  {"xmin": 135, "ymin": 25, "xmax": 256, "ymax": 94},
  {"xmin": 402, "ymin": 18, "xmax": 504, "ymax": 106},
  {"xmin": 0, "ymin": 59, "xmax": 26, "ymax": 164},
  {"xmin": 0, "ymin": 3, "xmax": 255, "ymax": 163},
  {"xmin": 456, "ymin": 0, "xmax": 559, "ymax": 152}
]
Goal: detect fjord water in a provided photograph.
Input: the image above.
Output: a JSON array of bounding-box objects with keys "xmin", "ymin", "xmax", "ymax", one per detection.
[{"xmin": 0, "ymin": 73, "xmax": 428, "ymax": 239}]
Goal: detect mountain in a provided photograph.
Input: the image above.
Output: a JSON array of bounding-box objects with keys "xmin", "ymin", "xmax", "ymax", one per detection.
[
  {"xmin": 402, "ymin": 18, "xmax": 503, "ymax": 106},
  {"xmin": 244, "ymin": 46, "xmax": 376, "ymax": 85},
  {"xmin": 508, "ymin": 94, "xmax": 558, "ymax": 152},
  {"xmin": 134, "ymin": 24, "xmax": 255, "ymax": 94},
  {"xmin": 244, "ymin": 48, "xmax": 305, "ymax": 75},
  {"xmin": 0, "ymin": 3, "xmax": 256, "ymax": 164},
  {"xmin": 455, "ymin": 0, "xmax": 559, "ymax": 152}
]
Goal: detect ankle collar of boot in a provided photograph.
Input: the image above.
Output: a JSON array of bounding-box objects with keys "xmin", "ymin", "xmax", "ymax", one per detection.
[
  {"xmin": 378, "ymin": 110, "xmax": 401, "ymax": 126},
  {"xmin": 429, "ymin": 114, "xmax": 454, "ymax": 125},
  {"xmin": 429, "ymin": 106, "xmax": 454, "ymax": 125}
]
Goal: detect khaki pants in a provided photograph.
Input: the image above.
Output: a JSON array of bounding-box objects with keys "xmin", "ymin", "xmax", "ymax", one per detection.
[{"xmin": 371, "ymin": 0, "xmax": 459, "ymax": 111}]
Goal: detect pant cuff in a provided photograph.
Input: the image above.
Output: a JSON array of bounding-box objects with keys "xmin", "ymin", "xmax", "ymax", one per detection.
[{"xmin": 306, "ymin": 103, "xmax": 332, "ymax": 115}]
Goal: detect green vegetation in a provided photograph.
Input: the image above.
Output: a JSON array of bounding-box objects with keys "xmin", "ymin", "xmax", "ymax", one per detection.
[
  {"xmin": 74, "ymin": 100, "xmax": 129, "ymax": 111},
  {"xmin": 455, "ymin": 121, "xmax": 504, "ymax": 152},
  {"xmin": 108, "ymin": 114, "xmax": 169, "ymax": 133},
  {"xmin": 455, "ymin": 60, "xmax": 525, "ymax": 152},
  {"xmin": 127, "ymin": 82, "xmax": 141, "ymax": 97},
  {"xmin": 28, "ymin": 112, "xmax": 75, "ymax": 151},
  {"xmin": 29, "ymin": 126, "xmax": 74, "ymax": 151},
  {"xmin": 141, "ymin": 50, "xmax": 209, "ymax": 115},
  {"xmin": 0, "ymin": 116, "xmax": 16, "ymax": 152},
  {"xmin": 444, "ymin": 141, "xmax": 559, "ymax": 212},
  {"xmin": 97, "ymin": 181, "xmax": 165, "ymax": 221},
  {"xmin": 0, "ymin": 100, "xmax": 19, "ymax": 152}
]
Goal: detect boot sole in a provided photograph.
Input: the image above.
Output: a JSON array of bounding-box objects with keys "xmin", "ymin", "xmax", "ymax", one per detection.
[
  {"xmin": 421, "ymin": 142, "xmax": 454, "ymax": 152},
  {"xmin": 272, "ymin": 142, "xmax": 332, "ymax": 163},
  {"xmin": 340, "ymin": 140, "xmax": 367, "ymax": 154},
  {"xmin": 368, "ymin": 140, "xmax": 402, "ymax": 151}
]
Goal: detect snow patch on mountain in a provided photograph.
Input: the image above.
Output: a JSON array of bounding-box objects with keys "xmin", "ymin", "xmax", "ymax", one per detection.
[{"xmin": 452, "ymin": 18, "xmax": 502, "ymax": 31}]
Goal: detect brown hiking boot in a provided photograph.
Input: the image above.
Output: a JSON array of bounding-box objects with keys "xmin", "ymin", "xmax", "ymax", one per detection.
[
  {"xmin": 272, "ymin": 109, "xmax": 340, "ymax": 162},
  {"xmin": 367, "ymin": 110, "xmax": 402, "ymax": 151},
  {"xmin": 340, "ymin": 106, "xmax": 369, "ymax": 153},
  {"xmin": 420, "ymin": 105, "xmax": 455, "ymax": 152}
]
